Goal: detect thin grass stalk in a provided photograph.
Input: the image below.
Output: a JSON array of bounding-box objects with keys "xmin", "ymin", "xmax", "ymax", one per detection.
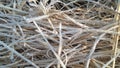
[
  {"xmin": 0, "ymin": 41, "xmax": 39, "ymax": 68},
  {"xmin": 85, "ymin": 23, "xmax": 120, "ymax": 68},
  {"xmin": 10, "ymin": 0, "xmax": 16, "ymax": 61},
  {"xmin": 10, "ymin": 0, "xmax": 17, "ymax": 62},
  {"xmin": 57, "ymin": 23, "xmax": 63, "ymax": 68},
  {"xmin": 0, "ymin": 4, "xmax": 28, "ymax": 14},
  {"xmin": 112, "ymin": 0, "xmax": 120, "ymax": 68},
  {"xmin": 33, "ymin": 21, "xmax": 66, "ymax": 68},
  {"xmin": 102, "ymin": 49, "xmax": 120, "ymax": 68},
  {"xmin": 85, "ymin": 33, "xmax": 106, "ymax": 68},
  {"xmin": 39, "ymin": 1, "xmax": 57, "ymax": 33}
]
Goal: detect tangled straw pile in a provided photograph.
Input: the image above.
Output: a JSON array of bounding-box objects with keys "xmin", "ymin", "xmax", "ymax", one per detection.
[{"xmin": 0, "ymin": 0, "xmax": 120, "ymax": 68}]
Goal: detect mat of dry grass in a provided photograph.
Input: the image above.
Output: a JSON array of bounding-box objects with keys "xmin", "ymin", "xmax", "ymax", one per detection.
[{"xmin": 0, "ymin": 0, "xmax": 120, "ymax": 68}]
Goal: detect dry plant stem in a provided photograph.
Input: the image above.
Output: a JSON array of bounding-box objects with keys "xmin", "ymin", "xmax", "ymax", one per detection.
[
  {"xmin": 46, "ymin": 61, "xmax": 56, "ymax": 68},
  {"xmin": 0, "ymin": 4, "xmax": 28, "ymax": 14},
  {"xmin": 63, "ymin": 14, "xmax": 88, "ymax": 28},
  {"xmin": 0, "ymin": 41, "xmax": 39, "ymax": 68},
  {"xmin": 63, "ymin": 44, "xmax": 81, "ymax": 65},
  {"xmin": 17, "ymin": 59, "xmax": 55, "ymax": 67},
  {"xmin": 25, "ymin": 14, "xmax": 50, "ymax": 22},
  {"xmin": 67, "ymin": 50, "xmax": 113, "ymax": 66},
  {"xmin": 0, "ymin": 55, "xmax": 9, "ymax": 59},
  {"xmin": 5, "ymin": 60, "xmax": 22, "ymax": 67},
  {"xmin": 10, "ymin": 0, "xmax": 17, "ymax": 62},
  {"xmin": 0, "ymin": 38, "xmax": 22, "ymax": 51},
  {"xmin": 112, "ymin": 0, "xmax": 120, "ymax": 68},
  {"xmin": 57, "ymin": 23, "xmax": 63, "ymax": 68},
  {"xmin": 62, "ymin": 51, "xmax": 68, "ymax": 66},
  {"xmin": 83, "ymin": 26, "xmax": 120, "ymax": 35},
  {"xmin": 85, "ymin": 25, "xmax": 119, "ymax": 68},
  {"xmin": 102, "ymin": 49, "xmax": 120, "ymax": 68},
  {"xmin": 39, "ymin": 2, "xmax": 56, "ymax": 33},
  {"xmin": 92, "ymin": 59, "xmax": 101, "ymax": 68},
  {"xmin": 93, "ymin": 59, "xmax": 111, "ymax": 68},
  {"xmin": 85, "ymin": 33, "xmax": 105, "ymax": 68},
  {"xmin": 26, "ymin": 9, "xmax": 87, "ymax": 28},
  {"xmin": 89, "ymin": 0, "xmax": 120, "ymax": 14},
  {"xmin": 25, "ymin": 43, "xmax": 41, "ymax": 52},
  {"xmin": 33, "ymin": 21, "xmax": 66, "ymax": 68}
]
